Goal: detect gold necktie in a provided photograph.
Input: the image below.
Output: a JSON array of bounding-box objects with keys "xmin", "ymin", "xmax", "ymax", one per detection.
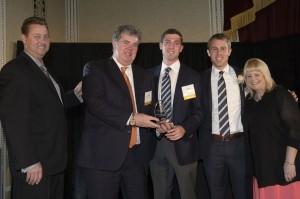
[{"xmin": 121, "ymin": 66, "xmax": 137, "ymax": 148}]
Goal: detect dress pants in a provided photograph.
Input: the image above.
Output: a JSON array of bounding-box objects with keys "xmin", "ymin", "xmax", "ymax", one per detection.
[
  {"xmin": 84, "ymin": 145, "xmax": 148, "ymax": 199},
  {"xmin": 11, "ymin": 171, "xmax": 64, "ymax": 199},
  {"xmin": 149, "ymin": 138, "xmax": 197, "ymax": 199},
  {"xmin": 203, "ymin": 137, "xmax": 249, "ymax": 199}
]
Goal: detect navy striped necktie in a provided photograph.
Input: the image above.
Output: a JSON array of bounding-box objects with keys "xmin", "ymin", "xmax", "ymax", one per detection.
[
  {"xmin": 161, "ymin": 67, "xmax": 172, "ymax": 120},
  {"xmin": 218, "ymin": 71, "xmax": 230, "ymax": 136}
]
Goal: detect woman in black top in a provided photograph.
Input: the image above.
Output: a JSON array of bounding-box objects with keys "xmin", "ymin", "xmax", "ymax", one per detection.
[{"xmin": 244, "ymin": 58, "xmax": 300, "ymax": 199}]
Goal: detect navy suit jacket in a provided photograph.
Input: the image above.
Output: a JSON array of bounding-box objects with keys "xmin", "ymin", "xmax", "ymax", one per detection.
[
  {"xmin": 0, "ymin": 51, "xmax": 80, "ymax": 177},
  {"xmin": 78, "ymin": 58, "xmax": 155, "ymax": 171},
  {"xmin": 149, "ymin": 64, "xmax": 205, "ymax": 165},
  {"xmin": 198, "ymin": 66, "xmax": 246, "ymax": 160}
]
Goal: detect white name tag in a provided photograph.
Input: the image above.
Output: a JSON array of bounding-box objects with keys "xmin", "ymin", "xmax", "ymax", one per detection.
[
  {"xmin": 145, "ymin": 90, "xmax": 152, "ymax": 105},
  {"xmin": 181, "ymin": 84, "xmax": 196, "ymax": 100}
]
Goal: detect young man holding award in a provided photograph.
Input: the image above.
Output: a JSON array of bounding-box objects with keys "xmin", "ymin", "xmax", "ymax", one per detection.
[{"xmin": 149, "ymin": 28, "xmax": 205, "ymax": 199}]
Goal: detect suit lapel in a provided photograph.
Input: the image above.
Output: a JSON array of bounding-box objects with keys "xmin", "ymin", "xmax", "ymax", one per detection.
[
  {"xmin": 107, "ymin": 58, "xmax": 136, "ymax": 111},
  {"xmin": 173, "ymin": 65, "xmax": 184, "ymax": 109},
  {"xmin": 22, "ymin": 52, "xmax": 64, "ymax": 107},
  {"xmin": 153, "ymin": 65, "xmax": 161, "ymax": 103},
  {"xmin": 201, "ymin": 68, "xmax": 213, "ymax": 117},
  {"xmin": 232, "ymin": 67, "xmax": 245, "ymax": 115},
  {"xmin": 132, "ymin": 66, "xmax": 143, "ymax": 109}
]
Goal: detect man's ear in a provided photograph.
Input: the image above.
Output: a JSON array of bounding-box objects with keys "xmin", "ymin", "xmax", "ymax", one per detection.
[
  {"xmin": 21, "ymin": 34, "xmax": 26, "ymax": 44},
  {"xmin": 207, "ymin": 49, "xmax": 211, "ymax": 57}
]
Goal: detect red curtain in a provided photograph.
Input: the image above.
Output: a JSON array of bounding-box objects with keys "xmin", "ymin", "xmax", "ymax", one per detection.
[
  {"xmin": 224, "ymin": 0, "xmax": 300, "ymax": 42},
  {"xmin": 223, "ymin": 0, "xmax": 253, "ymax": 31}
]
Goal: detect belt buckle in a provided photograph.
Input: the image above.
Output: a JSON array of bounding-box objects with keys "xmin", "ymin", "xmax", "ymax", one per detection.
[{"xmin": 222, "ymin": 135, "xmax": 231, "ymax": 141}]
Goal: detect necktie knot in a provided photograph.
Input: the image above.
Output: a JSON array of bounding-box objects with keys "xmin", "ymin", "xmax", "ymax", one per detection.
[
  {"xmin": 40, "ymin": 65, "xmax": 50, "ymax": 79},
  {"xmin": 121, "ymin": 66, "xmax": 128, "ymax": 74},
  {"xmin": 165, "ymin": 67, "xmax": 171, "ymax": 74},
  {"xmin": 219, "ymin": 71, "xmax": 224, "ymax": 76}
]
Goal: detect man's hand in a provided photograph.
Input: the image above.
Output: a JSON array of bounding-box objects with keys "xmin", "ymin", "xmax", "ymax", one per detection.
[
  {"xmin": 26, "ymin": 163, "xmax": 43, "ymax": 185},
  {"xmin": 165, "ymin": 125, "xmax": 186, "ymax": 141},
  {"xmin": 156, "ymin": 120, "xmax": 174, "ymax": 134},
  {"xmin": 134, "ymin": 113, "xmax": 160, "ymax": 128}
]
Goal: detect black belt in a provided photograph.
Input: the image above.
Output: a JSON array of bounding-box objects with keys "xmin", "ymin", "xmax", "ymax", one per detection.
[{"xmin": 213, "ymin": 132, "xmax": 245, "ymax": 141}]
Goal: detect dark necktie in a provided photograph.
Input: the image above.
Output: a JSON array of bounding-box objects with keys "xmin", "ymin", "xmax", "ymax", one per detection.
[
  {"xmin": 161, "ymin": 67, "xmax": 172, "ymax": 120},
  {"xmin": 218, "ymin": 71, "xmax": 230, "ymax": 136},
  {"xmin": 121, "ymin": 67, "xmax": 137, "ymax": 148}
]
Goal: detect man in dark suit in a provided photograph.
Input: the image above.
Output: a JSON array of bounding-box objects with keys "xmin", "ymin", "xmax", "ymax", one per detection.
[
  {"xmin": 78, "ymin": 25, "xmax": 160, "ymax": 199},
  {"xmin": 198, "ymin": 33, "xmax": 251, "ymax": 199},
  {"xmin": 149, "ymin": 29, "xmax": 205, "ymax": 199},
  {"xmin": 0, "ymin": 17, "xmax": 82, "ymax": 199}
]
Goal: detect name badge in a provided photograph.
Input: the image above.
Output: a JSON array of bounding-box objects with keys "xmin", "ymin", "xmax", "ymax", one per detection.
[
  {"xmin": 145, "ymin": 90, "xmax": 152, "ymax": 105},
  {"xmin": 181, "ymin": 84, "xmax": 196, "ymax": 100}
]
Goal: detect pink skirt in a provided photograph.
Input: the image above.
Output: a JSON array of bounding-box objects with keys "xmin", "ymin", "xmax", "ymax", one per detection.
[{"xmin": 253, "ymin": 177, "xmax": 300, "ymax": 199}]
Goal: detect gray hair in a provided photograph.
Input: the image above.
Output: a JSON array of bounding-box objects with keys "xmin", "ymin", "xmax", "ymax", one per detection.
[{"xmin": 112, "ymin": 25, "xmax": 142, "ymax": 42}]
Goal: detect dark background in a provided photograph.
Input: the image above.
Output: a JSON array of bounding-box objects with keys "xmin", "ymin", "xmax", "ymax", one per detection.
[{"xmin": 16, "ymin": 33, "xmax": 300, "ymax": 198}]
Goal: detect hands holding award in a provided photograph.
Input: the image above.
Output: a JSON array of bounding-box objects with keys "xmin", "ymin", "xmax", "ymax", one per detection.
[{"xmin": 154, "ymin": 100, "xmax": 186, "ymax": 141}]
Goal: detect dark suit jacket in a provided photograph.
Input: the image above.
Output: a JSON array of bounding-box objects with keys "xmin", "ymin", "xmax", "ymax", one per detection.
[
  {"xmin": 149, "ymin": 64, "xmax": 205, "ymax": 165},
  {"xmin": 78, "ymin": 58, "xmax": 154, "ymax": 171},
  {"xmin": 198, "ymin": 66, "xmax": 246, "ymax": 160},
  {"xmin": 0, "ymin": 51, "xmax": 79, "ymax": 177}
]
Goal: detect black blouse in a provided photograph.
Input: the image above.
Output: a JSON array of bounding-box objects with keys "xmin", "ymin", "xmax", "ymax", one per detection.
[{"xmin": 245, "ymin": 85, "xmax": 300, "ymax": 188}]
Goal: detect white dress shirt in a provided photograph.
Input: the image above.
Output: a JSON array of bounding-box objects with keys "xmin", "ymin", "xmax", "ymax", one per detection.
[{"xmin": 211, "ymin": 65, "xmax": 244, "ymax": 135}]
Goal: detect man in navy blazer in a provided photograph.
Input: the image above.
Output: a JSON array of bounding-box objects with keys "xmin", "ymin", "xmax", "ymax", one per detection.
[
  {"xmin": 78, "ymin": 25, "xmax": 160, "ymax": 199},
  {"xmin": 149, "ymin": 29, "xmax": 205, "ymax": 199},
  {"xmin": 198, "ymin": 33, "xmax": 252, "ymax": 199},
  {"xmin": 0, "ymin": 17, "xmax": 82, "ymax": 199}
]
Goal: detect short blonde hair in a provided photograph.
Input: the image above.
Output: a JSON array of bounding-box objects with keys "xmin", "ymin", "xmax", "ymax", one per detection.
[{"xmin": 243, "ymin": 58, "xmax": 276, "ymax": 98}]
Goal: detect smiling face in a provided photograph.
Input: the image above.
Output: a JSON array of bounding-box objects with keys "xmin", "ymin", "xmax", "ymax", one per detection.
[
  {"xmin": 207, "ymin": 38, "xmax": 231, "ymax": 70},
  {"xmin": 112, "ymin": 32, "xmax": 139, "ymax": 66},
  {"xmin": 21, "ymin": 24, "xmax": 50, "ymax": 62},
  {"xmin": 160, "ymin": 34, "xmax": 183, "ymax": 66},
  {"xmin": 245, "ymin": 70, "xmax": 266, "ymax": 95}
]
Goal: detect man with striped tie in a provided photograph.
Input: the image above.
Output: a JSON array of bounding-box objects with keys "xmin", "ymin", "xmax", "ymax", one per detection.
[
  {"xmin": 149, "ymin": 29, "xmax": 205, "ymax": 199},
  {"xmin": 198, "ymin": 33, "xmax": 252, "ymax": 199}
]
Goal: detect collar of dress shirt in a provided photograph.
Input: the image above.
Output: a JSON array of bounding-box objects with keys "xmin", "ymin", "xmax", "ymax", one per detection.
[
  {"xmin": 24, "ymin": 50, "xmax": 44, "ymax": 67},
  {"xmin": 112, "ymin": 56, "xmax": 132, "ymax": 71},
  {"xmin": 160, "ymin": 60, "xmax": 180, "ymax": 74},
  {"xmin": 212, "ymin": 64, "xmax": 230, "ymax": 77}
]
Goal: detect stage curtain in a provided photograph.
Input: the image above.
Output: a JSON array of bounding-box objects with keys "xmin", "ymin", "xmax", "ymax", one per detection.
[
  {"xmin": 238, "ymin": 0, "xmax": 300, "ymax": 41},
  {"xmin": 223, "ymin": 0, "xmax": 276, "ymax": 41}
]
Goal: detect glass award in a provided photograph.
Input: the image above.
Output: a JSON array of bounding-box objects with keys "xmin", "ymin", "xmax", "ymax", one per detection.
[{"xmin": 154, "ymin": 100, "xmax": 167, "ymax": 123}]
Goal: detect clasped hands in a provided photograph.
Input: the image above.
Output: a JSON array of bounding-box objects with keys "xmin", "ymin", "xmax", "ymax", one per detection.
[{"xmin": 156, "ymin": 120, "xmax": 186, "ymax": 141}]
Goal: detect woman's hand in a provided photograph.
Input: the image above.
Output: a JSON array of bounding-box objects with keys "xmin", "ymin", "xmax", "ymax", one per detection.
[{"xmin": 284, "ymin": 161, "xmax": 296, "ymax": 182}]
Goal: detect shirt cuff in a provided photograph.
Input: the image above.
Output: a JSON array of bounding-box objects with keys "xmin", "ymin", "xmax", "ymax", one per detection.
[{"xmin": 21, "ymin": 162, "xmax": 40, "ymax": 173}]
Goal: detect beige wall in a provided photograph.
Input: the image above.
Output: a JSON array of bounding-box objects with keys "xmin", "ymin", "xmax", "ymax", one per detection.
[
  {"xmin": 3, "ymin": 0, "xmax": 210, "ymax": 64},
  {"xmin": 5, "ymin": 0, "xmax": 65, "ymax": 62},
  {"xmin": 78, "ymin": 0, "xmax": 210, "ymax": 43}
]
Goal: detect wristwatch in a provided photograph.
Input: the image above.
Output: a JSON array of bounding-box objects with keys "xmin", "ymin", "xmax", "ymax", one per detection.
[{"xmin": 129, "ymin": 114, "xmax": 136, "ymax": 126}]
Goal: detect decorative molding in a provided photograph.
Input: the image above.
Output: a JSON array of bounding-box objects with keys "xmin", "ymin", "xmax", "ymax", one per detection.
[
  {"xmin": 1, "ymin": 1, "xmax": 10, "ymax": 198},
  {"xmin": 209, "ymin": 0, "xmax": 224, "ymax": 36},
  {"xmin": 34, "ymin": 0, "xmax": 46, "ymax": 19},
  {"xmin": 0, "ymin": 0, "xmax": 6, "ymax": 68},
  {"xmin": 65, "ymin": 0, "xmax": 79, "ymax": 42}
]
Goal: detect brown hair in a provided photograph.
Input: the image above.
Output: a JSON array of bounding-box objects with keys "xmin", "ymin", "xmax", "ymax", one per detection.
[{"xmin": 21, "ymin": 17, "xmax": 48, "ymax": 36}]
